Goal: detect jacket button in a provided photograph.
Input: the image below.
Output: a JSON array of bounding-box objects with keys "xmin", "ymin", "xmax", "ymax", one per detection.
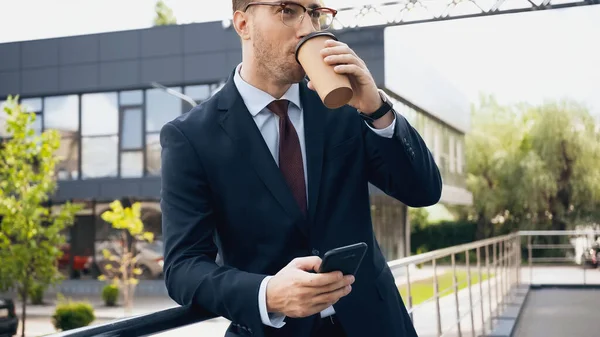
[{"xmin": 312, "ymin": 249, "xmax": 320, "ymax": 256}]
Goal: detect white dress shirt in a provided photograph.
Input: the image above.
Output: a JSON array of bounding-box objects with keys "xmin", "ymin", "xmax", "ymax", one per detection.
[{"xmin": 232, "ymin": 63, "xmax": 396, "ymax": 328}]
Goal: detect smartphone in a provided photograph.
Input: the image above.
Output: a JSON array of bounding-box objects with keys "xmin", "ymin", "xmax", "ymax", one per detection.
[{"xmin": 318, "ymin": 242, "xmax": 368, "ymax": 275}]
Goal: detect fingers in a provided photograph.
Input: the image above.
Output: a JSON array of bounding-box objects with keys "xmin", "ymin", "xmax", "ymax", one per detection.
[
  {"xmin": 313, "ymin": 284, "xmax": 353, "ymax": 306},
  {"xmin": 307, "ymin": 81, "xmax": 315, "ymax": 91},
  {"xmin": 290, "ymin": 256, "xmax": 322, "ymax": 272},
  {"xmin": 316, "ymin": 275, "xmax": 355, "ymax": 294},
  {"xmin": 323, "ymin": 54, "xmax": 363, "ymax": 68},
  {"xmin": 333, "ymin": 64, "xmax": 370, "ymax": 80},
  {"xmin": 303, "ymin": 270, "xmax": 344, "ymax": 287}
]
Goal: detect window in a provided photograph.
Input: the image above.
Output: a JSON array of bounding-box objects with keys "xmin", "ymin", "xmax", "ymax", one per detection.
[
  {"xmin": 21, "ymin": 97, "xmax": 42, "ymax": 135},
  {"xmin": 120, "ymin": 106, "xmax": 143, "ymax": 178},
  {"xmin": 0, "ymin": 100, "xmax": 8, "ymax": 138},
  {"xmin": 81, "ymin": 93, "xmax": 118, "ymax": 178},
  {"xmin": 145, "ymin": 87, "xmax": 182, "ymax": 176},
  {"xmin": 449, "ymin": 135, "xmax": 456, "ymax": 173},
  {"xmin": 45, "ymin": 95, "xmax": 80, "ymax": 180},
  {"xmin": 456, "ymin": 138, "xmax": 464, "ymax": 174},
  {"xmin": 184, "ymin": 85, "xmax": 210, "ymax": 103},
  {"xmin": 146, "ymin": 87, "xmax": 182, "ymax": 133},
  {"xmin": 145, "ymin": 133, "xmax": 161, "ymax": 176}
]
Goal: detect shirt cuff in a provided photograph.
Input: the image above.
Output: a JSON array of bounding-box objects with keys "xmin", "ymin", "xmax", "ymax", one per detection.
[
  {"xmin": 258, "ymin": 276, "xmax": 286, "ymax": 328},
  {"xmin": 320, "ymin": 305, "xmax": 336, "ymax": 318},
  {"xmin": 364, "ymin": 111, "xmax": 396, "ymax": 138}
]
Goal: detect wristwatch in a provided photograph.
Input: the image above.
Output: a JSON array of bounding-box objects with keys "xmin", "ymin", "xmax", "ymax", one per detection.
[{"xmin": 358, "ymin": 89, "xmax": 393, "ymax": 124}]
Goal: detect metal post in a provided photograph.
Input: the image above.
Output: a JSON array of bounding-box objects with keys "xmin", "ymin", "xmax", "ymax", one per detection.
[
  {"xmin": 528, "ymin": 236, "xmax": 532, "ymax": 284},
  {"xmin": 486, "ymin": 245, "xmax": 493, "ymax": 332},
  {"xmin": 516, "ymin": 236, "xmax": 521, "ymax": 285},
  {"xmin": 406, "ymin": 264, "xmax": 413, "ymax": 322},
  {"xmin": 452, "ymin": 253, "xmax": 462, "ymax": 337},
  {"xmin": 433, "ymin": 259, "xmax": 442, "ymax": 337},
  {"xmin": 494, "ymin": 242, "xmax": 499, "ymax": 309},
  {"xmin": 477, "ymin": 246, "xmax": 485, "ymax": 336},
  {"xmin": 466, "ymin": 250, "xmax": 475, "ymax": 337},
  {"xmin": 499, "ymin": 241, "xmax": 504, "ymax": 303},
  {"xmin": 583, "ymin": 261, "xmax": 587, "ymax": 285}
]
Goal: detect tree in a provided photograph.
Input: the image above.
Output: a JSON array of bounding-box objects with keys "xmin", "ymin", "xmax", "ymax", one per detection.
[
  {"xmin": 153, "ymin": 0, "xmax": 177, "ymax": 26},
  {"xmin": 97, "ymin": 200, "xmax": 154, "ymax": 315},
  {"xmin": 0, "ymin": 96, "xmax": 81, "ymax": 337},
  {"xmin": 466, "ymin": 95, "xmax": 600, "ymax": 237}
]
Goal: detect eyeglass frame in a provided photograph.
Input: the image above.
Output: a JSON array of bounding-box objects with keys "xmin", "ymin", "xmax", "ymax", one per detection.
[{"xmin": 243, "ymin": 1, "xmax": 338, "ymax": 31}]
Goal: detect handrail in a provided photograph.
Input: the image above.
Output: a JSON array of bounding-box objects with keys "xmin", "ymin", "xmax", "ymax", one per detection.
[
  {"xmin": 48, "ymin": 305, "xmax": 216, "ymax": 337},
  {"xmin": 388, "ymin": 233, "xmax": 517, "ymax": 268},
  {"xmin": 48, "ymin": 230, "xmax": 600, "ymax": 337}
]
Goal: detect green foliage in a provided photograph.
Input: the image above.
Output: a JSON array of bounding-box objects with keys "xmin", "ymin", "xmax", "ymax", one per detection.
[
  {"xmin": 52, "ymin": 299, "xmax": 95, "ymax": 331},
  {"xmin": 153, "ymin": 0, "xmax": 177, "ymax": 26},
  {"xmin": 0, "ymin": 96, "xmax": 82, "ymax": 334},
  {"xmin": 97, "ymin": 200, "xmax": 153, "ymax": 314},
  {"xmin": 29, "ymin": 283, "xmax": 45, "ymax": 305},
  {"xmin": 411, "ymin": 220, "xmax": 477, "ymax": 255},
  {"xmin": 102, "ymin": 284, "xmax": 119, "ymax": 307},
  {"xmin": 466, "ymin": 95, "xmax": 600, "ymax": 236}
]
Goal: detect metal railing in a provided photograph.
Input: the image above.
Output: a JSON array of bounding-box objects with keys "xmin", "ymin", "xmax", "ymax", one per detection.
[
  {"xmin": 48, "ymin": 230, "xmax": 600, "ymax": 337},
  {"xmin": 389, "ymin": 233, "xmax": 521, "ymax": 337}
]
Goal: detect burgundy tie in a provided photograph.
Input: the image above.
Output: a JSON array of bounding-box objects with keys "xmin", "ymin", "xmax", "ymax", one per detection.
[{"xmin": 268, "ymin": 99, "xmax": 307, "ymax": 215}]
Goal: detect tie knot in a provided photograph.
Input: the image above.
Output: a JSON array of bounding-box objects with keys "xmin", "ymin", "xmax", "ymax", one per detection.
[{"xmin": 268, "ymin": 99, "xmax": 289, "ymax": 119}]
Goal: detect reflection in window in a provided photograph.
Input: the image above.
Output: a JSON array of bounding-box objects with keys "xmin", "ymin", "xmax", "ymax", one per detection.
[
  {"xmin": 120, "ymin": 90, "xmax": 143, "ymax": 106},
  {"xmin": 121, "ymin": 151, "xmax": 143, "ymax": 178},
  {"xmin": 20, "ymin": 97, "xmax": 42, "ymax": 113},
  {"xmin": 82, "ymin": 136, "xmax": 118, "ymax": 178},
  {"xmin": 145, "ymin": 133, "xmax": 161, "ymax": 176},
  {"xmin": 456, "ymin": 138, "xmax": 464, "ymax": 174},
  {"xmin": 56, "ymin": 137, "xmax": 79, "ymax": 180},
  {"xmin": 82, "ymin": 93, "xmax": 118, "ymax": 136},
  {"xmin": 184, "ymin": 85, "xmax": 210, "ymax": 102},
  {"xmin": 0, "ymin": 100, "xmax": 8, "ymax": 138},
  {"xmin": 44, "ymin": 95, "xmax": 79, "ymax": 136},
  {"xmin": 146, "ymin": 87, "xmax": 182, "ymax": 132},
  {"xmin": 121, "ymin": 108, "xmax": 142, "ymax": 149}
]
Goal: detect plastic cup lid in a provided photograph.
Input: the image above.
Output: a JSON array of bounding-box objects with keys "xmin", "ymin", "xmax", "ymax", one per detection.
[{"xmin": 294, "ymin": 31, "xmax": 338, "ymax": 64}]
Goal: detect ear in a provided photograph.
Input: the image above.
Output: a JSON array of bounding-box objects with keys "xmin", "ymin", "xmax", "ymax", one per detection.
[{"xmin": 232, "ymin": 10, "xmax": 251, "ymax": 41}]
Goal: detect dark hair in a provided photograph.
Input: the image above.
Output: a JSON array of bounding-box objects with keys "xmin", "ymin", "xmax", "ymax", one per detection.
[{"xmin": 232, "ymin": 0, "xmax": 252, "ymax": 12}]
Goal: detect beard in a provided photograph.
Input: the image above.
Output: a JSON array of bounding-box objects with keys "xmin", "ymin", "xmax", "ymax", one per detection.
[{"xmin": 253, "ymin": 28, "xmax": 306, "ymax": 85}]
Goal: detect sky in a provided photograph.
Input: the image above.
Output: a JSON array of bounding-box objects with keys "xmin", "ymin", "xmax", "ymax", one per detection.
[{"xmin": 0, "ymin": 0, "xmax": 598, "ymax": 117}]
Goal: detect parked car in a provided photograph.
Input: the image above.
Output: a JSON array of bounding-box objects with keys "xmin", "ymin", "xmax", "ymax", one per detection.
[
  {"xmin": 57, "ymin": 244, "xmax": 93, "ymax": 278},
  {"xmin": 0, "ymin": 298, "xmax": 18, "ymax": 337}
]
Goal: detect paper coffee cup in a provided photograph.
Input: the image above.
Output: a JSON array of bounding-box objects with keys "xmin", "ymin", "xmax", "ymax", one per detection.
[{"xmin": 295, "ymin": 31, "xmax": 353, "ymax": 109}]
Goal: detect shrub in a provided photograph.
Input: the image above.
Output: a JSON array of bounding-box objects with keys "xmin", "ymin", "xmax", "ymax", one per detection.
[
  {"xmin": 52, "ymin": 300, "xmax": 95, "ymax": 331},
  {"xmin": 29, "ymin": 284, "xmax": 45, "ymax": 305},
  {"xmin": 102, "ymin": 284, "xmax": 119, "ymax": 307}
]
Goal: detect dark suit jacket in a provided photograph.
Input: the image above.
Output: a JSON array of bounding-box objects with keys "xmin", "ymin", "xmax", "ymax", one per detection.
[{"xmin": 160, "ymin": 71, "xmax": 442, "ymax": 337}]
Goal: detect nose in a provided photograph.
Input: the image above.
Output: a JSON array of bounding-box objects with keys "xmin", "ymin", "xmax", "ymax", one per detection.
[{"xmin": 296, "ymin": 13, "xmax": 317, "ymax": 39}]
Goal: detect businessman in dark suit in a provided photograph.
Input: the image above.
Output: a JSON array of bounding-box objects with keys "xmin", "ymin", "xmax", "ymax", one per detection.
[{"xmin": 160, "ymin": 1, "xmax": 441, "ymax": 336}]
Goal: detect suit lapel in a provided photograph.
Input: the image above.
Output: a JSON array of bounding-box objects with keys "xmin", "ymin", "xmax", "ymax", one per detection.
[
  {"xmin": 300, "ymin": 82, "xmax": 326, "ymax": 225},
  {"xmin": 218, "ymin": 75, "xmax": 308, "ymax": 237}
]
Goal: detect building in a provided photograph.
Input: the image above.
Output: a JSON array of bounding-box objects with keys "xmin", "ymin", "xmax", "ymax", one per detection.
[{"xmin": 0, "ymin": 20, "xmax": 471, "ymax": 277}]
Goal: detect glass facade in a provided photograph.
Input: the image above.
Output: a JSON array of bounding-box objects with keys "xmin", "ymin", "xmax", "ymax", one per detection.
[{"xmin": 1, "ymin": 81, "xmax": 225, "ymax": 181}]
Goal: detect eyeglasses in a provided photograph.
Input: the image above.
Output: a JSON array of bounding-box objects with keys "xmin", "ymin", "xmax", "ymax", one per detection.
[{"xmin": 244, "ymin": 1, "xmax": 337, "ymax": 31}]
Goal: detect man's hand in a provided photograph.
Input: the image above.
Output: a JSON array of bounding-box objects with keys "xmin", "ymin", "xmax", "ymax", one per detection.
[
  {"xmin": 266, "ymin": 256, "xmax": 355, "ymax": 318},
  {"xmin": 306, "ymin": 39, "xmax": 381, "ymax": 114}
]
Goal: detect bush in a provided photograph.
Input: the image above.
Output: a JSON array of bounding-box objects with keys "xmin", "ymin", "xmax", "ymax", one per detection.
[
  {"xmin": 102, "ymin": 284, "xmax": 119, "ymax": 307},
  {"xmin": 411, "ymin": 220, "xmax": 477, "ymax": 258},
  {"xmin": 29, "ymin": 283, "xmax": 45, "ymax": 305},
  {"xmin": 52, "ymin": 300, "xmax": 95, "ymax": 331}
]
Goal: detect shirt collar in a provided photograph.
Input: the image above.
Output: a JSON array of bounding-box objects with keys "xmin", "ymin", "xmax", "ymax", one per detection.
[{"xmin": 233, "ymin": 63, "xmax": 301, "ymax": 117}]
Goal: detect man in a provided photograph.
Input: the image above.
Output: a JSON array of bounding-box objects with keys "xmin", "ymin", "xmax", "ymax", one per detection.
[{"xmin": 160, "ymin": 1, "xmax": 442, "ymax": 336}]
